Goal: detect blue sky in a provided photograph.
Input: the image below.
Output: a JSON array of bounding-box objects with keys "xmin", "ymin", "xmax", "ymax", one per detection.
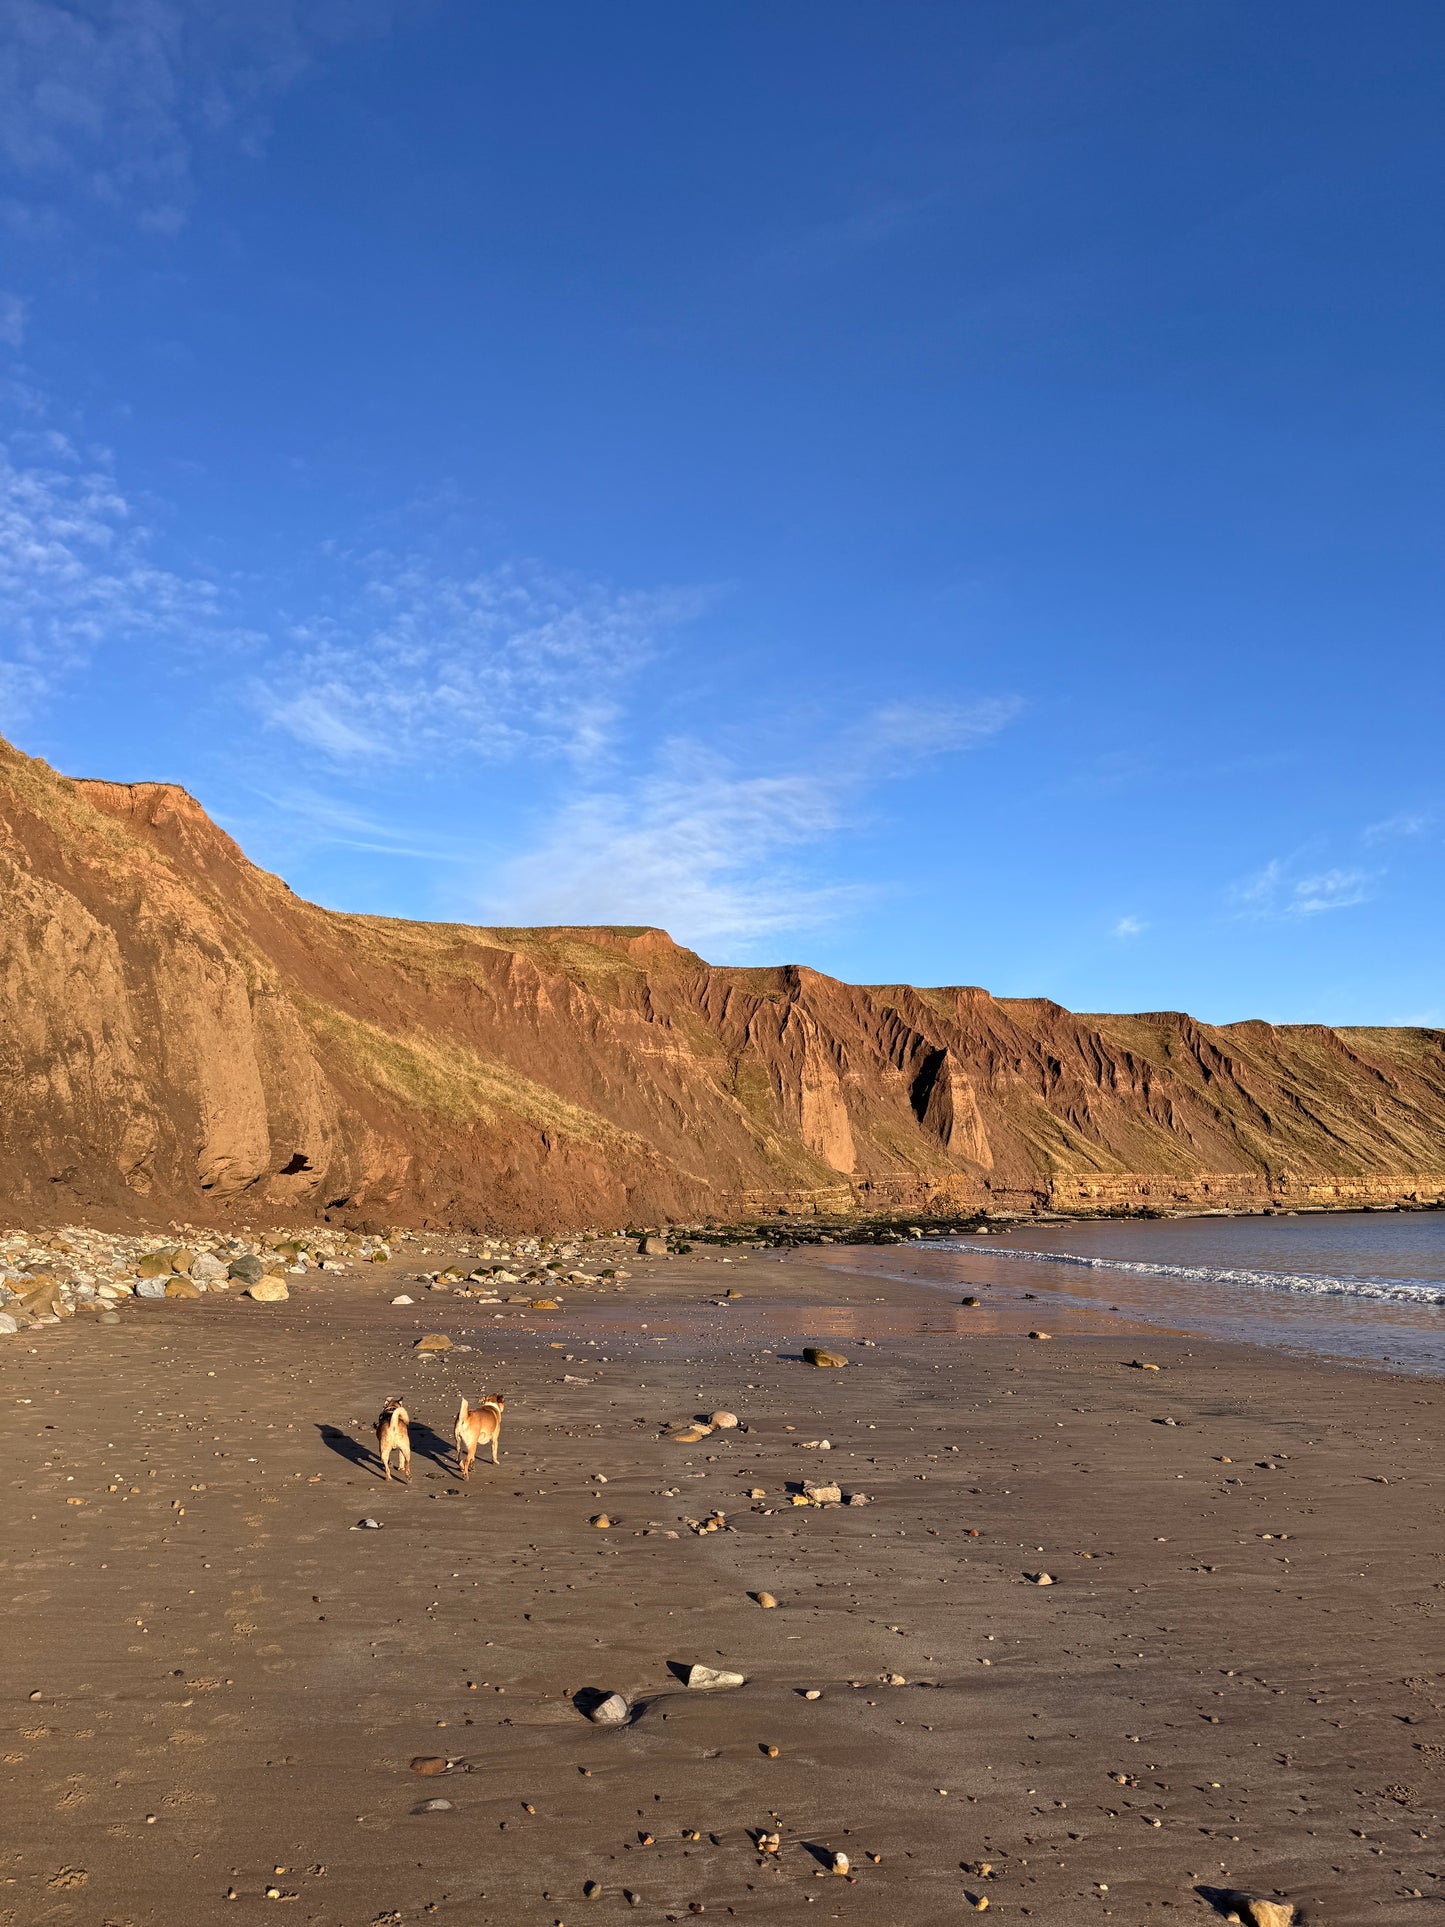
[{"xmin": 0, "ymin": 1, "xmax": 1441, "ymax": 1023}]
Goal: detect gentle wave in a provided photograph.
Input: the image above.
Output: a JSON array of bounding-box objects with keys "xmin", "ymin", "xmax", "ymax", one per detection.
[{"xmin": 936, "ymin": 1242, "xmax": 1445, "ymax": 1307}]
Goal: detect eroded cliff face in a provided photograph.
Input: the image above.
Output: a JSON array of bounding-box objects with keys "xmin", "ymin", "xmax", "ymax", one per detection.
[{"xmin": 2, "ymin": 736, "xmax": 1443, "ymax": 1230}]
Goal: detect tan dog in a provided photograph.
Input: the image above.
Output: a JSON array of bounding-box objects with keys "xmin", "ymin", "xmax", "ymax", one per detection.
[
  {"xmin": 455, "ymin": 1393, "xmax": 504, "ymax": 1479},
  {"xmin": 375, "ymin": 1398, "xmax": 411, "ymax": 1483}
]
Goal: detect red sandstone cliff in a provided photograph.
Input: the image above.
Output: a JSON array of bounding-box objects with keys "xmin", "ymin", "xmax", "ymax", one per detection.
[{"xmin": 2, "ymin": 737, "xmax": 1442, "ymax": 1229}]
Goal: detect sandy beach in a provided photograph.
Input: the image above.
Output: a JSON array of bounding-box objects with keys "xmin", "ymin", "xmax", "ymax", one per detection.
[{"xmin": 3, "ymin": 1238, "xmax": 1441, "ymax": 1926}]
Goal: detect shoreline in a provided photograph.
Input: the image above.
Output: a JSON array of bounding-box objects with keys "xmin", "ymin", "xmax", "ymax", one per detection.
[{"xmin": 2, "ymin": 1237, "xmax": 1441, "ymax": 1924}]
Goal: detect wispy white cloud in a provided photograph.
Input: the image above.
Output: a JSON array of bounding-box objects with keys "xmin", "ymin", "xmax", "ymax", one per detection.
[
  {"xmin": 484, "ymin": 701, "xmax": 1019, "ymax": 947},
  {"xmin": 1290, "ymin": 868, "xmax": 1372, "ymax": 915},
  {"xmin": 1114, "ymin": 915, "xmax": 1146, "ymax": 939},
  {"xmin": 0, "ymin": 0, "xmax": 396, "ymax": 232},
  {"xmin": 0, "ymin": 293, "xmax": 26, "ymax": 347},
  {"xmin": 857, "ymin": 696, "xmax": 1024, "ymax": 764},
  {"xmin": 257, "ymin": 557, "xmax": 704, "ymax": 766},
  {"xmin": 485, "ymin": 750, "xmax": 858, "ymax": 942},
  {"xmin": 1362, "ymin": 810, "xmax": 1432, "ymax": 844},
  {"xmin": 0, "ymin": 428, "xmax": 225, "ymax": 718},
  {"xmin": 1232, "ymin": 857, "xmax": 1373, "ymax": 919}
]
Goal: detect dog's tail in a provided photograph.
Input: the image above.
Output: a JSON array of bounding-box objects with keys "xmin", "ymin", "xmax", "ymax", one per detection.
[
  {"xmin": 393, "ymin": 1403, "xmax": 409, "ymax": 1427},
  {"xmin": 456, "ymin": 1395, "xmax": 469, "ymax": 1430}
]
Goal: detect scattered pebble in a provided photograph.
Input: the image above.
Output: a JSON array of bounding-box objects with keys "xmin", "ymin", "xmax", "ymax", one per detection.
[
  {"xmin": 685, "ymin": 1664, "xmax": 745, "ymax": 1691},
  {"xmin": 586, "ymin": 1693, "xmax": 630, "ymax": 1725}
]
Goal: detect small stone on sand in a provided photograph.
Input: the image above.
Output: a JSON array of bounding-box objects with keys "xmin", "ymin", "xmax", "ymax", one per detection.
[
  {"xmin": 685, "ymin": 1664, "xmax": 745, "ymax": 1691},
  {"xmin": 587, "ymin": 1693, "xmax": 629, "ymax": 1725}
]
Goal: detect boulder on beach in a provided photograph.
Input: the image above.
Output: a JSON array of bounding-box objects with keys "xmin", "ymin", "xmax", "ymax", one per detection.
[
  {"xmin": 414, "ymin": 1332, "xmax": 452, "ymax": 1352},
  {"xmin": 1217, "ymin": 1897, "xmax": 1295, "ymax": 1927},
  {"xmin": 685, "ymin": 1664, "xmax": 745, "ymax": 1690},
  {"xmin": 803, "ymin": 1346, "xmax": 848, "ymax": 1368},
  {"xmin": 586, "ymin": 1692, "xmax": 630, "ymax": 1725},
  {"xmin": 247, "ymin": 1278, "xmax": 289, "ymax": 1303}
]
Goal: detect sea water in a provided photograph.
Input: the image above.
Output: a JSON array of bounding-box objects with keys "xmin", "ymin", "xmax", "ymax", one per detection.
[{"xmin": 932, "ymin": 1210, "xmax": 1445, "ymax": 1376}]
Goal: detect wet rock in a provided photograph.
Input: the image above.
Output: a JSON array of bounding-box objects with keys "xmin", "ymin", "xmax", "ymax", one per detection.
[
  {"xmin": 414, "ymin": 1332, "xmax": 451, "ymax": 1351},
  {"xmin": 686, "ymin": 1664, "xmax": 744, "ymax": 1691},
  {"xmin": 247, "ymin": 1278, "xmax": 289, "ymax": 1302},
  {"xmin": 803, "ymin": 1346, "xmax": 848, "ymax": 1368},
  {"xmin": 587, "ymin": 1692, "xmax": 630, "ymax": 1725},
  {"xmin": 1218, "ymin": 1898, "xmax": 1295, "ymax": 1927}
]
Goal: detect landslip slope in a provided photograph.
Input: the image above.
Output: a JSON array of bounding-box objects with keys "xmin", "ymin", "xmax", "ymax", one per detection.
[{"xmin": 2, "ymin": 736, "xmax": 1442, "ymax": 1229}]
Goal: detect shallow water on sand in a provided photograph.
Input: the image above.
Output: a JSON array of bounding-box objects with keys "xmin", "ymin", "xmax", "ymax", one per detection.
[{"xmin": 888, "ymin": 1212, "xmax": 1445, "ymax": 1376}]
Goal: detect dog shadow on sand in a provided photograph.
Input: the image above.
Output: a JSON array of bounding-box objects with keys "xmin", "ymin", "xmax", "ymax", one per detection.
[{"xmin": 316, "ymin": 1419, "xmax": 458, "ymax": 1481}]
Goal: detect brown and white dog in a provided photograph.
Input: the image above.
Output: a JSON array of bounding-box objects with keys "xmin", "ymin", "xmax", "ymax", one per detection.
[
  {"xmin": 375, "ymin": 1398, "xmax": 411, "ymax": 1483},
  {"xmin": 455, "ymin": 1393, "xmax": 504, "ymax": 1479}
]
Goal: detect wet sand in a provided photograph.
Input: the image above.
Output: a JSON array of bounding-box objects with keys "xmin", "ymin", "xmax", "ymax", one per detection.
[{"xmin": 2, "ymin": 1242, "xmax": 1442, "ymax": 1925}]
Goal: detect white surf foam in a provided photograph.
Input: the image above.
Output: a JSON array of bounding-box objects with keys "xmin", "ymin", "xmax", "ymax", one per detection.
[{"xmin": 936, "ymin": 1242, "xmax": 1445, "ymax": 1307}]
